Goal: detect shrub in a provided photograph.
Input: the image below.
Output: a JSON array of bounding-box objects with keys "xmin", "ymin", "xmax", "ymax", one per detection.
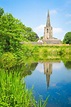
[{"xmin": 1, "ymin": 52, "xmax": 16, "ymax": 69}]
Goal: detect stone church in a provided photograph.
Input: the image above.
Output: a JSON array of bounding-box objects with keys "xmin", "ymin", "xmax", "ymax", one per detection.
[{"xmin": 43, "ymin": 10, "xmax": 61, "ymax": 44}]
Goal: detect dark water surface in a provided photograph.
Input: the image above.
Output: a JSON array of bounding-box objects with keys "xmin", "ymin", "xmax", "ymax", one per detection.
[{"xmin": 25, "ymin": 61, "xmax": 71, "ymax": 107}]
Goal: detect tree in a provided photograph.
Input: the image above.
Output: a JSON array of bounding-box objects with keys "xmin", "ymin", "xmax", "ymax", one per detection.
[
  {"xmin": 25, "ymin": 31, "xmax": 39, "ymax": 41},
  {"xmin": 0, "ymin": 7, "xmax": 4, "ymax": 17},
  {"xmin": 23, "ymin": 26, "xmax": 39, "ymax": 41},
  {"xmin": 63, "ymin": 32, "xmax": 71, "ymax": 44},
  {"xmin": 40, "ymin": 36, "xmax": 43, "ymax": 39},
  {"xmin": 0, "ymin": 13, "xmax": 25, "ymax": 52},
  {"xmin": 0, "ymin": 8, "xmax": 39, "ymax": 53}
]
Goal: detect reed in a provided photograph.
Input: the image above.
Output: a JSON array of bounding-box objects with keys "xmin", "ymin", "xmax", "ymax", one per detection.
[{"xmin": 0, "ymin": 69, "xmax": 47, "ymax": 107}]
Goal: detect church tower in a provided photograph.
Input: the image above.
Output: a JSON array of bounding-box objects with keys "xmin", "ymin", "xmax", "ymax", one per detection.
[{"xmin": 43, "ymin": 10, "xmax": 53, "ymax": 40}]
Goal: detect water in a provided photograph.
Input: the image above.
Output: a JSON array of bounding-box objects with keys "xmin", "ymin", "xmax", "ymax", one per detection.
[{"xmin": 25, "ymin": 61, "xmax": 71, "ymax": 107}]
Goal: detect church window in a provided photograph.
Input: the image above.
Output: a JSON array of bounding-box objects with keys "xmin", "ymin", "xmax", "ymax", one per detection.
[{"xmin": 47, "ymin": 29, "xmax": 48, "ymax": 33}]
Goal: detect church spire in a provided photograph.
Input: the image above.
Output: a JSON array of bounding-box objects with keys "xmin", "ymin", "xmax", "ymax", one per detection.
[{"xmin": 46, "ymin": 10, "xmax": 51, "ymax": 27}]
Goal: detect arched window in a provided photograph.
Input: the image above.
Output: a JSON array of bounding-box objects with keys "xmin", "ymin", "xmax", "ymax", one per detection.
[{"xmin": 47, "ymin": 29, "xmax": 48, "ymax": 33}]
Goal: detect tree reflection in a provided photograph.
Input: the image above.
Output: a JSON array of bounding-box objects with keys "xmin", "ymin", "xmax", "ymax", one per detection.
[
  {"xmin": 21, "ymin": 62, "xmax": 38, "ymax": 77},
  {"xmin": 64, "ymin": 61, "xmax": 71, "ymax": 69},
  {"xmin": 0, "ymin": 62, "xmax": 38, "ymax": 78}
]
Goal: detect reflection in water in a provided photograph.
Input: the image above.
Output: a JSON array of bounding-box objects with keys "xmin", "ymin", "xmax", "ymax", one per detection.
[
  {"xmin": 44, "ymin": 61, "xmax": 61, "ymax": 88},
  {"xmin": 44, "ymin": 62, "xmax": 52, "ymax": 88},
  {"xmin": 64, "ymin": 61, "xmax": 71, "ymax": 69},
  {"xmin": 25, "ymin": 61, "xmax": 71, "ymax": 107},
  {"xmin": 21, "ymin": 63, "xmax": 38, "ymax": 77}
]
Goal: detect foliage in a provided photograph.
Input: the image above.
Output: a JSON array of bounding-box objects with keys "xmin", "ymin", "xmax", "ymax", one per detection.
[
  {"xmin": 0, "ymin": 71, "xmax": 34, "ymax": 107},
  {"xmin": 0, "ymin": 69, "xmax": 48, "ymax": 107},
  {"xmin": 1, "ymin": 52, "xmax": 16, "ymax": 69},
  {"xmin": 0, "ymin": 7, "xmax": 38, "ymax": 53},
  {"xmin": 0, "ymin": 7, "xmax": 4, "ymax": 17},
  {"xmin": 23, "ymin": 27, "xmax": 39, "ymax": 41},
  {"xmin": 40, "ymin": 36, "xmax": 43, "ymax": 39},
  {"xmin": 25, "ymin": 31, "xmax": 39, "ymax": 41},
  {"xmin": 0, "ymin": 13, "xmax": 24, "ymax": 52},
  {"xmin": 63, "ymin": 32, "xmax": 71, "ymax": 44},
  {"xmin": 63, "ymin": 61, "xmax": 71, "ymax": 69}
]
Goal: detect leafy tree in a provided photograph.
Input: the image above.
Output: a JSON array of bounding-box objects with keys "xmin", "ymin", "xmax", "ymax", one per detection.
[
  {"xmin": 24, "ymin": 26, "xmax": 39, "ymax": 41},
  {"xmin": 26, "ymin": 27, "xmax": 32, "ymax": 32},
  {"xmin": 0, "ymin": 13, "xmax": 25, "ymax": 52},
  {"xmin": 63, "ymin": 32, "xmax": 71, "ymax": 44},
  {"xmin": 40, "ymin": 36, "xmax": 43, "ymax": 39},
  {"xmin": 0, "ymin": 7, "xmax": 39, "ymax": 53},
  {"xmin": 0, "ymin": 7, "xmax": 4, "ymax": 17},
  {"xmin": 25, "ymin": 31, "xmax": 39, "ymax": 41}
]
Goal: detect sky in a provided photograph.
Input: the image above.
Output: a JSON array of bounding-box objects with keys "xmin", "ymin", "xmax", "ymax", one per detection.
[{"xmin": 0, "ymin": 0, "xmax": 71, "ymax": 40}]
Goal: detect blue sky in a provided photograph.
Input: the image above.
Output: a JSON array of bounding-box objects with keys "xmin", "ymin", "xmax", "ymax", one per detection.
[{"xmin": 0, "ymin": 0, "xmax": 71, "ymax": 40}]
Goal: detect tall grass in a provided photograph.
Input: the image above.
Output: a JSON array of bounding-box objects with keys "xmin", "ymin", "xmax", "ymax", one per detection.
[{"xmin": 0, "ymin": 69, "xmax": 48, "ymax": 107}]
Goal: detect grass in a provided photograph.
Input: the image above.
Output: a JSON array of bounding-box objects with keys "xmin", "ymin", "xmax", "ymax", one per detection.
[
  {"xmin": 21, "ymin": 44, "xmax": 71, "ymax": 57},
  {"xmin": 0, "ymin": 69, "xmax": 48, "ymax": 107}
]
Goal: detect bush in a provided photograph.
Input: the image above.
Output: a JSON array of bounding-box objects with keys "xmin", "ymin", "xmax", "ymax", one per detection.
[
  {"xmin": 1, "ymin": 52, "xmax": 16, "ymax": 69},
  {"xmin": 63, "ymin": 32, "xmax": 71, "ymax": 44}
]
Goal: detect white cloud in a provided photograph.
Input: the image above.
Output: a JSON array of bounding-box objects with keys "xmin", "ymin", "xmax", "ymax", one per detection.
[
  {"xmin": 53, "ymin": 27, "xmax": 65, "ymax": 40},
  {"xmin": 53, "ymin": 27, "xmax": 64, "ymax": 34},
  {"xmin": 33, "ymin": 24, "xmax": 45, "ymax": 37},
  {"xmin": 53, "ymin": 62, "xmax": 63, "ymax": 70},
  {"xmin": 50, "ymin": 9, "xmax": 57, "ymax": 15}
]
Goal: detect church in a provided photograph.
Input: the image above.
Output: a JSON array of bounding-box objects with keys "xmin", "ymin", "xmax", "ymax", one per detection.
[{"xmin": 43, "ymin": 11, "xmax": 61, "ymax": 44}]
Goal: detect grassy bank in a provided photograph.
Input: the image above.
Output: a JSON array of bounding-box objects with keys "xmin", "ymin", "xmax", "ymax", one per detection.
[
  {"xmin": 0, "ymin": 44, "xmax": 71, "ymax": 68},
  {"xmin": 19, "ymin": 44, "xmax": 71, "ymax": 60},
  {"xmin": 0, "ymin": 69, "xmax": 48, "ymax": 107}
]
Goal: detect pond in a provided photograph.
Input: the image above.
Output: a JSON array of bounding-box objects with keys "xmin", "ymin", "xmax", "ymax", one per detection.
[{"xmin": 24, "ymin": 60, "xmax": 71, "ymax": 107}]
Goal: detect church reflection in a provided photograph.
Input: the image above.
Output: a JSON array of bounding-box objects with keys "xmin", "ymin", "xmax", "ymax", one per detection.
[
  {"xmin": 44, "ymin": 62, "xmax": 52, "ymax": 88},
  {"xmin": 43, "ymin": 61, "xmax": 60, "ymax": 88}
]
